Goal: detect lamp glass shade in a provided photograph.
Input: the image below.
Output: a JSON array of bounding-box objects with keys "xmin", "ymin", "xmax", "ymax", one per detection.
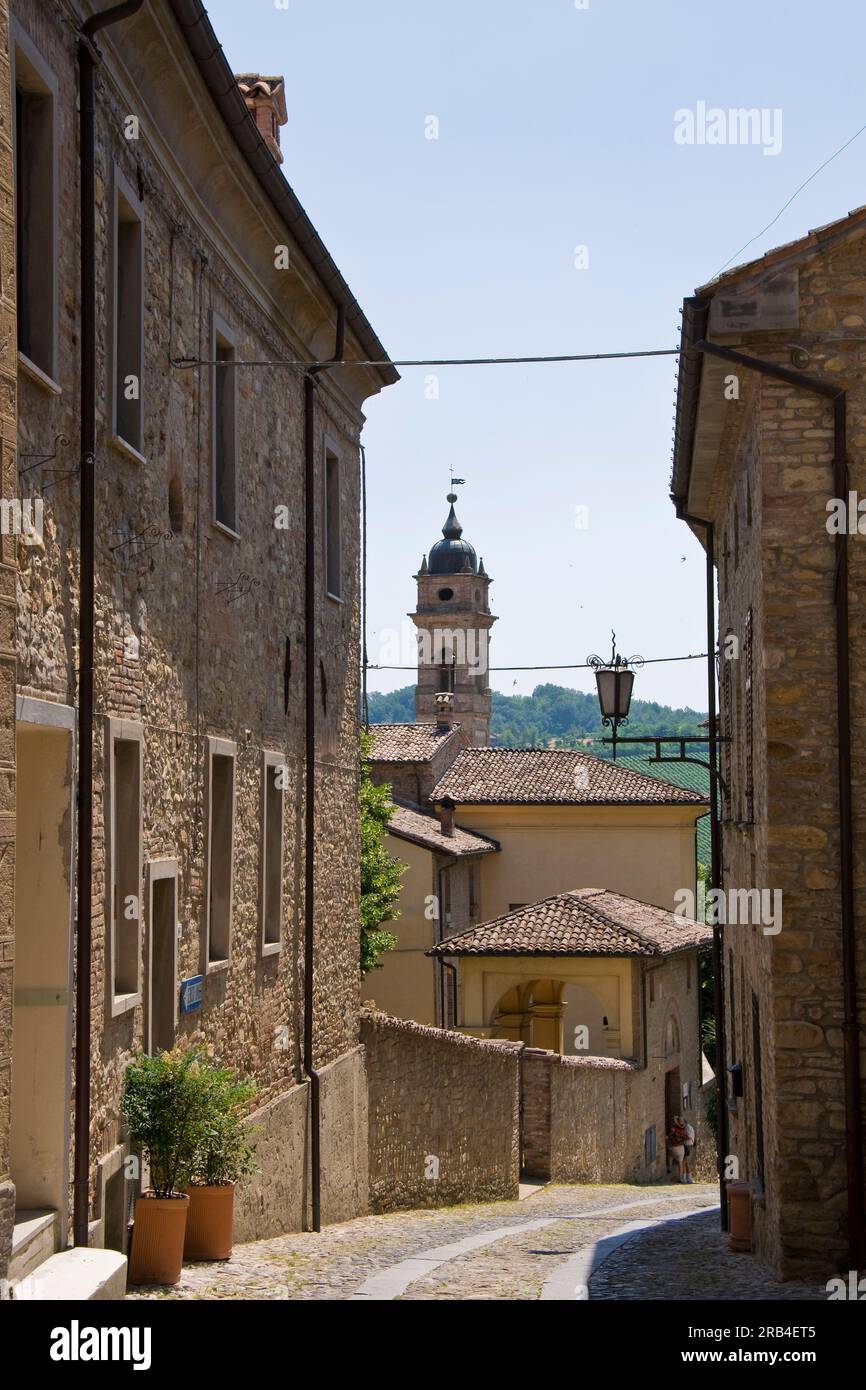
[{"xmin": 595, "ymin": 667, "xmax": 635, "ymax": 722}]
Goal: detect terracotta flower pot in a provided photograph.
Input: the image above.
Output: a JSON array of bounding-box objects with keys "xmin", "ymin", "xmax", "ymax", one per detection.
[
  {"xmin": 727, "ymin": 1180, "xmax": 753, "ymax": 1252},
  {"xmin": 128, "ymin": 1193, "xmax": 189, "ymax": 1286},
  {"xmin": 184, "ymin": 1182, "xmax": 236, "ymax": 1261}
]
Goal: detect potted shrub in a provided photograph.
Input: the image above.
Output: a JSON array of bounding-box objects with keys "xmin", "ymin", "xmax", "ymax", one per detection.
[
  {"xmin": 122, "ymin": 1046, "xmax": 211, "ymax": 1285},
  {"xmin": 185, "ymin": 1063, "xmax": 257, "ymax": 1261}
]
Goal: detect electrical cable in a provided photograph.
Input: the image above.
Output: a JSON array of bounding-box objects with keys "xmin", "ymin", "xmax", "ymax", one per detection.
[
  {"xmin": 366, "ymin": 651, "xmax": 710, "ymax": 673},
  {"xmin": 171, "ymin": 347, "xmax": 680, "ymax": 370}
]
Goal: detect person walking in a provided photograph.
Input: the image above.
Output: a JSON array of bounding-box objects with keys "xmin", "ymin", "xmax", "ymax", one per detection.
[{"xmin": 669, "ymin": 1115, "xmax": 687, "ymax": 1183}]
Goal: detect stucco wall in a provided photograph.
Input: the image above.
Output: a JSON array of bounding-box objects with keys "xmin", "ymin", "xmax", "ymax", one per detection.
[
  {"xmin": 363, "ymin": 834, "xmax": 482, "ymax": 1027},
  {"xmin": 361, "ymin": 1009, "xmax": 520, "ymax": 1212},
  {"xmin": 233, "ymin": 1046, "xmax": 368, "ymax": 1241},
  {"xmin": 463, "ymin": 804, "xmax": 701, "ymax": 919}
]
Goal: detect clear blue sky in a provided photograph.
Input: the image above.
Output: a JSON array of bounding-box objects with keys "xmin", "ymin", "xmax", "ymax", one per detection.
[{"xmin": 206, "ymin": 0, "xmax": 866, "ymax": 710}]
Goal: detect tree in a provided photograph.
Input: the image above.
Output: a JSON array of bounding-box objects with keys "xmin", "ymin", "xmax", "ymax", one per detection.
[{"xmin": 359, "ymin": 730, "xmax": 404, "ymax": 974}]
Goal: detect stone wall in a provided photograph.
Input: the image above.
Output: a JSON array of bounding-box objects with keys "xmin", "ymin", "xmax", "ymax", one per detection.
[
  {"xmin": 362, "ymin": 1009, "xmax": 521, "ymax": 1212},
  {"xmin": 0, "ymin": 0, "xmax": 16, "ymax": 1283},
  {"xmin": 550, "ymin": 1056, "xmax": 643, "ymax": 1182}
]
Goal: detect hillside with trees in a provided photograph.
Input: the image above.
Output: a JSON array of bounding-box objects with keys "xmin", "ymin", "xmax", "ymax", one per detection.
[{"xmin": 366, "ymin": 682, "xmax": 708, "ymax": 757}]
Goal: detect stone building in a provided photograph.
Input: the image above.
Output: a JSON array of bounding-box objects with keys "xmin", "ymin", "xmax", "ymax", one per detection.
[
  {"xmin": 672, "ymin": 207, "xmax": 866, "ymax": 1277},
  {"xmin": 0, "ymin": 0, "xmax": 18, "ymax": 1292},
  {"xmin": 1, "ymin": 0, "xmax": 395, "ymax": 1286}
]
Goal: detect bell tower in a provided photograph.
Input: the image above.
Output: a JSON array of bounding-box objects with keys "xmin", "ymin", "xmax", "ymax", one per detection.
[{"xmin": 410, "ymin": 493, "xmax": 496, "ymax": 747}]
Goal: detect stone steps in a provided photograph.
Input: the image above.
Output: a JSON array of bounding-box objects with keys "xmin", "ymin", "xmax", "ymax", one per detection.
[
  {"xmin": 9, "ymin": 1209, "xmax": 58, "ymax": 1282},
  {"xmin": 11, "ymin": 1248, "xmax": 128, "ymax": 1301}
]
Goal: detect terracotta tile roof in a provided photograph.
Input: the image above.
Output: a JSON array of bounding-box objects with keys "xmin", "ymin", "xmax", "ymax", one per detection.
[
  {"xmin": 430, "ymin": 889, "xmax": 711, "ymax": 958},
  {"xmin": 429, "ymin": 748, "xmax": 709, "ymax": 806},
  {"xmin": 369, "ymin": 722, "xmax": 463, "ymax": 763},
  {"xmin": 697, "ymin": 201, "xmax": 866, "ymax": 295},
  {"xmin": 388, "ymin": 801, "xmax": 499, "ymax": 857}
]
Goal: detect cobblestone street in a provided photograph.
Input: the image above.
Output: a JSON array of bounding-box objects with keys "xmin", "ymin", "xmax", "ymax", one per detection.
[{"xmin": 125, "ymin": 1184, "xmax": 826, "ymax": 1302}]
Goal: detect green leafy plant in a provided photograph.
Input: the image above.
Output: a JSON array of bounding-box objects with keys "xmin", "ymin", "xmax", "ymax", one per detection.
[
  {"xmin": 191, "ymin": 1065, "xmax": 258, "ymax": 1187},
  {"xmin": 360, "ymin": 729, "xmax": 405, "ymax": 974},
  {"xmin": 121, "ymin": 1046, "xmax": 213, "ymax": 1198}
]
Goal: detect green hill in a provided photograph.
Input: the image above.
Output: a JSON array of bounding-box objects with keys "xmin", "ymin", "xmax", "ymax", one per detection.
[{"xmin": 366, "ymin": 682, "xmax": 708, "ymax": 754}]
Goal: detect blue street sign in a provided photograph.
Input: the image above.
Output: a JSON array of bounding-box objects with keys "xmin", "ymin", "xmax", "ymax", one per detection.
[{"xmin": 180, "ymin": 975, "xmax": 203, "ymax": 1013}]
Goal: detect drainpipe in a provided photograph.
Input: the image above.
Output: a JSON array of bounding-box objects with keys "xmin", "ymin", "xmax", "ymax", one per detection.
[
  {"xmin": 688, "ymin": 337, "xmax": 864, "ymax": 1271},
  {"xmin": 672, "ymin": 501, "xmax": 728, "ymax": 1229},
  {"xmin": 303, "ymin": 306, "xmax": 346, "ymax": 1233},
  {"xmin": 73, "ymin": 0, "xmax": 145, "ymax": 1253}
]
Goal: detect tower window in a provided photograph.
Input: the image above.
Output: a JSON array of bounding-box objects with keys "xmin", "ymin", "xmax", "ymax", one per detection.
[{"xmin": 438, "ymin": 587, "xmax": 453, "ymax": 601}]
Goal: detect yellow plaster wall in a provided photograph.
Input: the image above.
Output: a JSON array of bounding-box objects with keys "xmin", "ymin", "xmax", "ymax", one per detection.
[
  {"xmin": 361, "ymin": 837, "xmax": 438, "ymax": 1025},
  {"xmin": 461, "ymin": 804, "xmax": 701, "ymax": 917}
]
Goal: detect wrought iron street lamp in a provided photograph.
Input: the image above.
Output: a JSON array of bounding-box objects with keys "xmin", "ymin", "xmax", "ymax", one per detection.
[
  {"xmin": 587, "ymin": 632, "xmax": 644, "ymax": 758},
  {"xmin": 589, "ymin": 626, "xmax": 731, "ymax": 1229}
]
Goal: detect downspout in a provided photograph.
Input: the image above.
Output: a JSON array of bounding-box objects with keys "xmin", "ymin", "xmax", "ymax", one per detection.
[
  {"xmin": 303, "ymin": 306, "xmax": 346, "ymax": 1233},
  {"xmin": 689, "ymin": 337, "xmax": 864, "ymax": 1271},
  {"xmin": 73, "ymin": 0, "xmax": 145, "ymax": 1253},
  {"xmin": 672, "ymin": 501, "xmax": 728, "ymax": 1229}
]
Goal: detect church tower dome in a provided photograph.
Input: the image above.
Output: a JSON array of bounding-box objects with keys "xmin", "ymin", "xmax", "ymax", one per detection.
[
  {"xmin": 428, "ymin": 495, "xmax": 478, "ymax": 575},
  {"xmin": 410, "ymin": 491, "xmax": 497, "ymax": 747}
]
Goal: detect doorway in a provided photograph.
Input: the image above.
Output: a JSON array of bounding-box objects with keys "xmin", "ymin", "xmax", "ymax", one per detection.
[
  {"xmin": 10, "ymin": 719, "xmax": 74, "ymax": 1238},
  {"xmin": 664, "ymin": 1066, "xmax": 682, "ymax": 1170}
]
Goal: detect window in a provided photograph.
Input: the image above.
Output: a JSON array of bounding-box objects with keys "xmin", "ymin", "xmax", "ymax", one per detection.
[
  {"xmin": 212, "ymin": 315, "xmax": 238, "ymax": 533},
  {"xmin": 106, "ymin": 718, "xmax": 143, "ymax": 1015},
  {"xmin": 146, "ymin": 859, "xmax": 178, "ymax": 1054},
  {"xmin": 261, "ymin": 752, "xmax": 285, "ymax": 953},
  {"xmin": 111, "ymin": 168, "xmax": 144, "ymax": 453},
  {"xmin": 324, "ymin": 443, "xmax": 341, "ymax": 598},
  {"xmin": 644, "ymin": 1125, "xmax": 657, "ymax": 1166},
  {"xmin": 13, "ymin": 29, "xmax": 57, "ymax": 383},
  {"xmin": 743, "ymin": 608, "xmax": 754, "ymax": 823},
  {"xmin": 751, "ymin": 992, "xmax": 765, "ymax": 1186},
  {"xmin": 206, "ymin": 737, "xmax": 236, "ymax": 969}
]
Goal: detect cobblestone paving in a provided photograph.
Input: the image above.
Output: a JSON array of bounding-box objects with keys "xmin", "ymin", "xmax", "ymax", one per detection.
[
  {"xmin": 588, "ymin": 1207, "xmax": 825, "ymax": 1301},
  {"xmin": 123, "ymin": 1183, "xmax": 822, "ymax": 1301}
]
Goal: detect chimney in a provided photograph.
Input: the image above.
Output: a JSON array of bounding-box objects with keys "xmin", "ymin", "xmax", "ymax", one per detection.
[
  {"xmin": 236, "ymin": 75, "xmax": 288, "ymax": 164},
  {"xmin": 435, "ymin": 690, "xmax": 454, "ymax": 732},
  {"xmin": 438, "ymin": 796, "xmax": 455, "ymax": 837}
]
